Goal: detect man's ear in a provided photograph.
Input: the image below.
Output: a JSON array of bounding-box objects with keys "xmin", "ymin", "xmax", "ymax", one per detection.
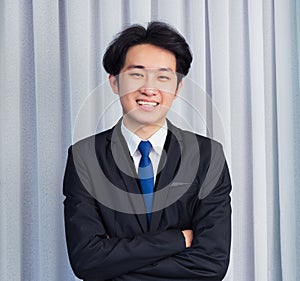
[
  {"xmin": 174, "ymin": 80, "xmax": 183, "ymax": 99},
  {"xmin": 109, "ymin": 74, "xmax": 119, "ymax": 94}
]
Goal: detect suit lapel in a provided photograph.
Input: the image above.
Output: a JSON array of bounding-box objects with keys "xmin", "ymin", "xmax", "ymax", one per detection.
[
  {"xmin": 106, "ymin": 121, "xmax": 148, "ymax": 232},
  {"xmin": 150, "ymin": 122, "xmax": 182, "ymax": 231}
]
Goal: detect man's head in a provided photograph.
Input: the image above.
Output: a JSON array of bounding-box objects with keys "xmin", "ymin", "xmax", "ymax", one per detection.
[
  {"xmin": 103, "ymin": 22, "xmax": 193, "ymax": 135},
  {"xmin": 103, "ymin": 21, "xmax": 193, "ymax": 80}
]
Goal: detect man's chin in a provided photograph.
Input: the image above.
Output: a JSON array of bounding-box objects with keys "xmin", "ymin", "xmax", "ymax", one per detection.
[{"xmin": 123, "ymin": 114, "xmax": 166, "ymax": 129}]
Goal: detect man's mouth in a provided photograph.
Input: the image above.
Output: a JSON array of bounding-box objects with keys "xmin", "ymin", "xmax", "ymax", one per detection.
[{"xmin": 136, "ymin": 100, "xmax": 159, "ymax": 107}]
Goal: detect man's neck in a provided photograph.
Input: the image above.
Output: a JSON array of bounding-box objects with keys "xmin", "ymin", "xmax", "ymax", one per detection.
[{"xmin": 123, "ymin": 117, "xmax": 166, "ymax": 140}]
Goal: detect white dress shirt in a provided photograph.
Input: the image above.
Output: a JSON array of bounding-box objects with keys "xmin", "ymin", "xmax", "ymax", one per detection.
[{"xmin": 121, "ymin": 121, "xmax": 168, "ymax": 183}]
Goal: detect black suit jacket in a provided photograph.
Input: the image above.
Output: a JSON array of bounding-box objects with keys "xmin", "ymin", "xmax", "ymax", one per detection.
[{"xmin": 63, "ymin": 120, "xmax": 232, "ymax": 281}]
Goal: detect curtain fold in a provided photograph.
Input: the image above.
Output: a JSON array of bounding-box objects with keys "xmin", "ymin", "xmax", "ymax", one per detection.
[
  {"xmin": 262, "ymin": 1, "xmax": 282, "ymax": 280},
  {"xmin": 0, "ymin": 1, "xmax": 299, "ymax": 280},
  {"xmin": 274, "ymin": 0, "xmax": 299, "ymax": 280}
]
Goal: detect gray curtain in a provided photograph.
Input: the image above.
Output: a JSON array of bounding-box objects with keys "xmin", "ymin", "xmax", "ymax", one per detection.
[{"xmin": 0, "ymin": 0, "xmax": 299, "ymax": 280}]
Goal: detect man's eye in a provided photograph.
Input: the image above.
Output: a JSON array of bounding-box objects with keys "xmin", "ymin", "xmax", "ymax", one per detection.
[
  {"xmin": 129, "ymin": 73, "xmax": 144, "ymax": 78},
  {"xmin": 158, "ymin": 75, "xmax": 171, "ymax": 81}
]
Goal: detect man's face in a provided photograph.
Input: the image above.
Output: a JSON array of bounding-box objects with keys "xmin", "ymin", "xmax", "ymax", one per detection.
[{"xmin": 109, "ymin": 44, "xmax": 182, "ymax": 129}]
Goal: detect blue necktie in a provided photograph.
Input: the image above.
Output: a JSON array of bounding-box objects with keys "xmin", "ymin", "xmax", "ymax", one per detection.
[{"xmin": 138, "ymin": 141, "xmax": 154, "ymax": 222}]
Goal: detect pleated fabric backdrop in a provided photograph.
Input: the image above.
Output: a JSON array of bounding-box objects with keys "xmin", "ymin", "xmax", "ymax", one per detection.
[{"xmin": 0, "ymin": 0, "xmax": 299, "ymax": 280}]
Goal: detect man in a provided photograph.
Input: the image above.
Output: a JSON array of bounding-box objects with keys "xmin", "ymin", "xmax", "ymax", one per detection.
[{"xmin": 63, "ymin": 21, "xmax": 231, "ymax": 281}]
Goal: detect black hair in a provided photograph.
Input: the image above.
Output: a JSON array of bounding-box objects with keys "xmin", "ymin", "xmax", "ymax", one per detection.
[{"xmin": 102, "ymin": 21, "xmax": 193, "ymax": 82}]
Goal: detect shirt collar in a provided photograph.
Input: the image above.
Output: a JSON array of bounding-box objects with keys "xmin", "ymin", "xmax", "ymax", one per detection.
[{"xmin": 121, "ymin": 121, "xmax": 168, "ymax": 157}]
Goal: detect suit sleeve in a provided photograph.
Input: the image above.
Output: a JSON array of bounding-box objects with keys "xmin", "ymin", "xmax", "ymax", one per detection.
[
  {"xmin": 117, "ymin": 143, "xmax": 232, "ymax": 281},
  {"xmin": 63, "ymin": 146, "xmax": 186, "ymax": 281}
]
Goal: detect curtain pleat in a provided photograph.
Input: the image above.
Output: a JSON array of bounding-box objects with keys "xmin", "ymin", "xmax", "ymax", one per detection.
[
  {"xmin": 19, "ymin": 1, "xmax": 40, "ymax": 280},
  {"xmin": 274, "ymin": 0, "xmax": 298, "ymax": 280},
  {"xmin": 263, "ymin": 0, "xmax": 283, "ymax": 280}
]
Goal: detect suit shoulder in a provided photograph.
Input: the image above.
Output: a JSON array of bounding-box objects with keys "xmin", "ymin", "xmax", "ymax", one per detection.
[
  {"xmin": 68, "ymin": 127, "xmax": 114, "ymax": 152},
  {"xmin": 175, "ymin": 126, "xmax": 222, "ymax": 149}
]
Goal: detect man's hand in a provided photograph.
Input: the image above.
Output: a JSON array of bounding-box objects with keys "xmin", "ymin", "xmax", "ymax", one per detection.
[{"xmin": 181, "ymin": 230, "xmax": 193, "ymax": 248}]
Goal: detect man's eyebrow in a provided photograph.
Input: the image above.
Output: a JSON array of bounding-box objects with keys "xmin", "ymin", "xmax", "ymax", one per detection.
[
  {"xmin": 126, "ymin": 65, "xmax": 145, "ymax": 70},
  {"xmin": 125, "ymin": 65, "xmax": 175, "ymax": 72},
  {"xmin": 158, "ymin": 67, "xmax": 174, "ymax": 73}
]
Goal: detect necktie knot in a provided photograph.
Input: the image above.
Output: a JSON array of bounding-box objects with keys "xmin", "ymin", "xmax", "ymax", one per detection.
[{"xmin": 138, "ymin": 141, "xmax": 152, "ymax": 158}]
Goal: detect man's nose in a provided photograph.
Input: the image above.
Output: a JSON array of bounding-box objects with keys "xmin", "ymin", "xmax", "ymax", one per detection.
[
  {"xmin": 140, "ymin": 77, "xmax": 158, "ymax": 95},
  {"xmin": 140, "ymin": 87, "xmax": 158, "ymax": 95}
]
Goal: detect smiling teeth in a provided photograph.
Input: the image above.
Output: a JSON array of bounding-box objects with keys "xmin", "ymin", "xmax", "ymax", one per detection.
[{"xmin": 137, "ymin": 100, "xmax": 158, "ymax": 106}]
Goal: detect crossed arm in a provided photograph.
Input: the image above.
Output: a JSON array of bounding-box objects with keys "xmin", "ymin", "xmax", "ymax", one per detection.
[{"xmin": 63, "ymin": 146, "xmax": 231, "ymax": 281}]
